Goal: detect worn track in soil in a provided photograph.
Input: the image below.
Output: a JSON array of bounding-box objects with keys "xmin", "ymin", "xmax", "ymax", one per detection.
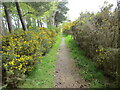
[{"xmin": 55, "ymin": 37, "xmax": 88, "ymax": 88}]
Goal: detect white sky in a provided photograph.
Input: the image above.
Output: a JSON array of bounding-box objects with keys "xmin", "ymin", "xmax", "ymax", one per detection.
[{"xmin": 67, "ymin": 0, "xmax": 117, "ymax": 21}]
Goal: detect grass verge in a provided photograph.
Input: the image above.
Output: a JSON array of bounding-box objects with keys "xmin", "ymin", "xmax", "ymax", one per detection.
[
  {"xmin": 65, "ymin": 35, "xmax": 106, "ymax": 88},
  {"xmin": 19, "ymin": 34, "xmax": 62, "ymax": 88}
]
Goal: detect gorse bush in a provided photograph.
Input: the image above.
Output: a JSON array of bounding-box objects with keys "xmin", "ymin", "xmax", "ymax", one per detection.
[
  {"xmin": 62, "ymin": 22, "xmax": 75, "ymax": 35},
  {"xmin": 2, "ymin": 27, "xmax": 57, "ymax": 88},
  {"xmin": 63, "ymin": 2, "xmax": 118, "ymax": 81}
]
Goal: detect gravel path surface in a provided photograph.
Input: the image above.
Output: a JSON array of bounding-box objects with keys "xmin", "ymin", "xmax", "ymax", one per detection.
[{"xmin": 55, "ymin": 37, "xmax": 88, "ymax": 88}]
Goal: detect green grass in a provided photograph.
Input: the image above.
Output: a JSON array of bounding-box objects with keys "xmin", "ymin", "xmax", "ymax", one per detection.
[
  {"xmin": 65, "ymin": 35, "xmax": 106, "ymax": 88},
  {"xmin": 19, "ymin": 34, "xmax": 62, "ymax": 88}
]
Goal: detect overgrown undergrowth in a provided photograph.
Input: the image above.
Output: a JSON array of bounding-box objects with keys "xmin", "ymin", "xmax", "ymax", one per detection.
[
  {"xmin": 65, "ymin": 35, "xmax": 107, "ymax": 88},
  {"xmin": 18, "ymin": 34, "xmax": 62, "ymax": 88}
]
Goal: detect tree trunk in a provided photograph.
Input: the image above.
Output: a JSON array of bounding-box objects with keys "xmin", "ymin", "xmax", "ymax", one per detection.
[
  {"xmin": 4, "ymin": 19, "xmax": 8, "ymax": 30},
  {"xmin": 2, "ymin": 19, "xmax": 5, "ymax": 31},
  {"xmin": 17, "ymin": 18, "xmax": 20, "ymax": 28},
  {"xmin": 32, "ymin": 18, "xmax": 36, "ymax": 27},
  {"xmin": 26, "ymin": 17, "xmax": 31, "ymax": 29},
  {"xmin": 117, "ymin": 1, "xmax": 120, "ymax": 88},
  {"xmin": 0, "ymin": 19, "xmax": 3, "ymax": 35},
  {"xmin": 31, "ymin": 18, "xmax": 35, "ymax": 27},
  {"xmin": 37, "ymin": 19, "xmax": 40, "ymax": 27},
  {"xmin": 3, "ymin": 3, "xmax": 13, "ymax": 33},
  {"xmin": 55, "ymin": 22, "xmax": 58, "ymax": 27},
  {"xmin": 40, "ymin": 20, "xmax": 42, "ymax": 27},
  {"xmin": 14, "ymin": 17, "xmax": 18, "ymax": 29},
  {"xmin": 15, "ymin": 1, "xmax": 27, "ymax": 31},
  {"xmin": 0, "ymin": 16, "xmax": 3, "ymax": 35}
]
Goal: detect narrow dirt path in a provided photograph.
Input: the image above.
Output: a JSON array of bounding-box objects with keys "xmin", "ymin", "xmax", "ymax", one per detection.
[{"xmin": 55, "ymin": 37, "xmax": 89, "ymax": 88}]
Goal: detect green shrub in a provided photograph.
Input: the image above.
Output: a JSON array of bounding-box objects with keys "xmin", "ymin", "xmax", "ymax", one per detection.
[
  {"xmin": 2, "ymin": 27, "xmax": 57, "ymax": 88},
  {"xmin": 63, "ymin": 2, "xmax": 118, "ymax": 81}
]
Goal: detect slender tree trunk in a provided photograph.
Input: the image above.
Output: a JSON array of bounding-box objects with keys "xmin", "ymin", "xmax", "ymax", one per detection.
[
  {"xmin": 36, "ymin": 20, "xmax": 38, "ymax": 27},
  {"xmin": 31, "ymin": 18, "xmax": 35, "ymax": 27},
  {"xmin": 55, "ymin": 22, "xmax": 58, "ymax": 27},
  {"xmin": 26, "ymin": 17, "xmax": 30, "ymax": 29},
  {"xmin": 3, "ymin": 18, "xmax": 8, "ymax": 30},
  {"xmin": 2, "ymin": 20, "xmax": 5, "ymax": 31},
  {"xmin": 117, "ymin": 1, "xmax": 120, "ymax": 88},
  {"xmin": 29, "ymin": 18, "xmax": 32, "ymax": 26},
  {"xmin": 40, "ymin": 20, "xmax": 42, "ymax": 27},
  {"xmin": 15, "ymin": 1, "xmax": 27, "ymax": 31},
  {"xmin": 37, "ymin": 19, "xmax": 40, "ymax": 27},
  {"xmin": 14, "ymin": 17, "xmax": 18, "ymax": 29},
  {"xmin": 17, "ymin": 18, "xmax": 20, "ymax": 28},
  {"xmin": 1, "ymin": 21, "xmax": 5, "ymax": 36},
  {"xmin": 35, "ymin": 19, "xmax": 37, "ymax": 27},
  {"xmin": 3, "ymin": 3, "xmax": 13, "ymax": 33},
  {"xmin": 33, "ymin": 18, "xmax": 36, "ymax": 27},
  {"xmin": 0, "ymin": 17, "xmax": 3, "ymax": 35}
]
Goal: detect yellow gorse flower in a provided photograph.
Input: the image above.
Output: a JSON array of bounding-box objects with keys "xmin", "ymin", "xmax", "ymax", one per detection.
[
  {"xmin": 18, "ymin": 64, "xmax": 22, "ymax": 70},
  {"xmin": 2, "ymin": 27, "xmax": 57, "ymax": 84},
  {"xmin": 9, "ymin": 60, "xmax": 15, "ymax": 65}
]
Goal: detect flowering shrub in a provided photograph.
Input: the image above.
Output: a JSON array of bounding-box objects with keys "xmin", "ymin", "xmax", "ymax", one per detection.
[
  {"xmin": 2, "ymin": 27, "xmax": 57, "ymax": 87},
  {"xmin": 62, "ymin": 22, "xmax": 75, "ymax": 35},
  {"xmin": 38, "ymin": 27, "xmax": 57, "ymax": 53},
  {"xmin": 96, "ymin": 46, "xmax": 111, "ymax": 64},
  {"xmin": 63, "ymin": 3, "xmax": 118, "ymax": 78}
]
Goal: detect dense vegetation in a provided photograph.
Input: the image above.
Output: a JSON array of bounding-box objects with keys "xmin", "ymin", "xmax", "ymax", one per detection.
[
  {"xmin": 0, "ymin": 1, "xmax": 68, "ymax": 88},
  {"xmin": 19, "ymin": 34, "xmax": 62, "ymax": 88},
  {"xmin": 65, "ymin": 35, "xmax": 106, "ymax": 88},
  {"xmin": 63, "ymin": 2, "xmax": 120, "ymax": 88},
  {"xmin": 2, "ymin": 27, "xmax": 57, "ymax": 88},
  {"xmin": 0, "ymin": 0, "xmax": 120, "ymax": 89}
]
